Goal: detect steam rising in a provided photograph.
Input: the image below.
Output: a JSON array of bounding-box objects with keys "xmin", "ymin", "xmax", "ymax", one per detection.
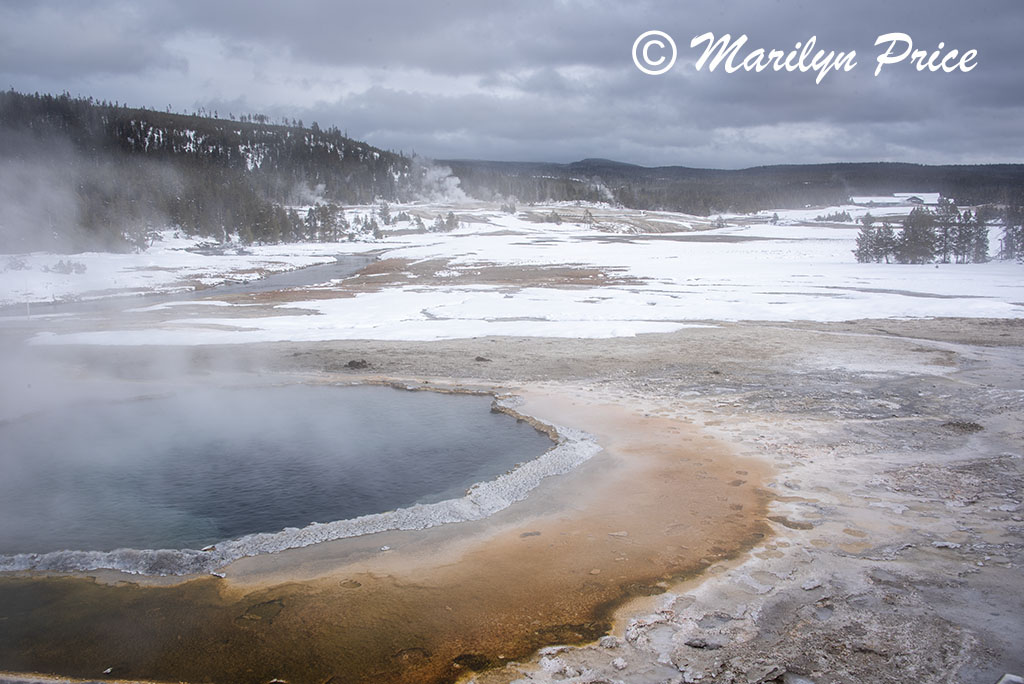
[
  {"xmin": 0, "ymin": 372, "xmax": 595, "ymax": 577},
  {"xmin": 0, "ymin": 129, "xmax": 175, "ymax": 253},
  {"xmin": 411, "ymin": 156, "xmax": 468, "ymax": 203},
  {"xmin": 0, "ymin": 132, "xmax": 82, "ymax": 253}
]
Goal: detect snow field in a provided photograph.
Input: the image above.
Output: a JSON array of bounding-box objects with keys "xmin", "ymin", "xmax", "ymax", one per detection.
[{"xmin": 4, "ymin": 203, "xmax": 1022, "ymax": 345}]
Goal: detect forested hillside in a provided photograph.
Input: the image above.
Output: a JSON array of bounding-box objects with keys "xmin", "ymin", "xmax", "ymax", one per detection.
[{"xmin": 0, "ymin": 91, "xmax": 414, "ymax": 251}]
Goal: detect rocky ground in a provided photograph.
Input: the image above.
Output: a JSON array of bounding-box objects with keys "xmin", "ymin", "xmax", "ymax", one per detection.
[
  {"xmin": 266, "ymin": 318, "xmax": 1023, "ymax": 684},
  {"xmin": 2, "ymin": 317, "xmax": 1023, "ymax": 684},
  {"xmin": 442, "ymin": 320, "xmax": 1022, "ymax": 684}
]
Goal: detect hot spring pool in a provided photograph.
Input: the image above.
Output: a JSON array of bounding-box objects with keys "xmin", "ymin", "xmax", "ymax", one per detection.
[{"xmin": 0, "ymin": 385, "xmax": 554, "ymax": 565}]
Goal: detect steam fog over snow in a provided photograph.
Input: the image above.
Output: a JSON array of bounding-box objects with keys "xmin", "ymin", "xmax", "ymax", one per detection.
[
  {"xmin": 0, "ymin": 231, "xmax": 346, "ymax": 307},
  {"xmin": 5, "ymin": 202, "xmax": 1021, "ymax": 346}
]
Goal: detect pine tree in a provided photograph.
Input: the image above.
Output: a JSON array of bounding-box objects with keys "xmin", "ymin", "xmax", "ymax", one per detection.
[
  {"xmin": 286, "ymin": 208, "xmax": 301, "ymax": 242},
  {"xmin": 853, "ymin": 224, "xmax": 876, "ymax": 262},
  {"xmin": 1001, "ymin": 205, "xmax": 1024, "ymax": 260},
  {"xmin": 377, "ymin": 201, "xmax": 391, "ymax": 226},
  {"xmin": 854, "ymin": 216, "xmax": 898, "ymax": 264},
  {"xmin": 367, "ymin": 218, "xmax": 382, "ymax": 240},
  {"xmin": 305, "ymin": 207, "xmax": 318, "ymax": 241},
  {"xmin": 875, "ymin": 223, "xmax": 897, "ymax": 263},
  {"xmin": 969, "ymin": 211, "xmax": 989, "ymax": 263},
  {"xmin": 238, "ymin": 221, "xmax": 254, "ymax": 245},
  {"xmin": 952, "ymin": 210, "xmax": 974, "ymax": 264},
  {"xmin": 337, "ymin": 210, "xmax": 350, "ymax": 239},
  {"xmin": 934, "ymin": 198, "xmax": 960, "ymax": 264},
  {"xmin": 894, "ymin": 207, "xmax": 937, "ymax": 264},
  {"xmin": 317, "ymin": 204, "xmax": 337, "ymax": 242}
]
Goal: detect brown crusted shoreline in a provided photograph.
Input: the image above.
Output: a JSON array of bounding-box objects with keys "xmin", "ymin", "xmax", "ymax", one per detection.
[{"xmin": 0, "ymin": 379, "xmax": 771, "ymax": 684}]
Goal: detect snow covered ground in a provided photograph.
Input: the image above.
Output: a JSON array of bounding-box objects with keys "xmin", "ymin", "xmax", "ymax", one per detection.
[
  {"xmin": 3, "ymin": 203, "xmax": 1022, "ymax": 345},
  {"xmin": 0, "ymin": 231, "xmax": 353, "ymax": 308},
  {"xmin": 742, "ymin": 198, "xmax": 932, "ymax": 224}
]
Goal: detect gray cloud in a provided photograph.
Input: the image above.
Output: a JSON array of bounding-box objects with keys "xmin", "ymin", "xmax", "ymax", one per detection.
[
  {"xmin": 0, "ymin": 2, "xmax": 185, "ymax": 78},
  {"xmin": 1, "ymin": 0, "xmax": 1020, "ymax": 167}
]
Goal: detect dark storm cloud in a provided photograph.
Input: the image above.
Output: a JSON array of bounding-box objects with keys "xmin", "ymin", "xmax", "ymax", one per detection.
[{"xmin": 1, "ymin": 0, "xmax": 1021, "ymax": 167}]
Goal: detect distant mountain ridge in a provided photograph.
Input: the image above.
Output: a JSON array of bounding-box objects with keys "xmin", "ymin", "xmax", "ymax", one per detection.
[{"xmin": 442, "ymin": 158, "xmax": 1024, "ymax": 215}]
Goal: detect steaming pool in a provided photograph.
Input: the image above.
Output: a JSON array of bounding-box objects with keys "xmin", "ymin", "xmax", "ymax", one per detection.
[{"xmin": 0, "ymin": 384, "xmax": 559, "ymax": 574}]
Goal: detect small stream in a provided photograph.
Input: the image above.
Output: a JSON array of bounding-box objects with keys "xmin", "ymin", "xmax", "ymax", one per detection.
[{"xmin": 1, "ymin": 253, "xmax": 376, "ymax": 318}]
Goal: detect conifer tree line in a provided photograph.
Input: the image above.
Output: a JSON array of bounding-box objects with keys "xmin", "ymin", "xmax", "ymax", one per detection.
[
  {"xmin": 0, "ymin": 90, "xmax": 417, "ymax": 251},
  {"xmin": 853, "ymin": 200, "xmax": 1024, "ymax": 264}
]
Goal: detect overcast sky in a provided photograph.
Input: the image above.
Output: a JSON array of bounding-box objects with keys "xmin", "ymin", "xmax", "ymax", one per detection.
[{"xmin": 1, "ymin": 0, "xmax": 1021, "ymax": 169}]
